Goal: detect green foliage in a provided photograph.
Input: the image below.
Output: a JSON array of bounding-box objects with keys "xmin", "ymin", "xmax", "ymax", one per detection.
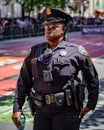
[
  {"xmin": 24, "ymin": 0, "xmax": 35, "ymax": 12},
  {"xmin": 4, "ymin": 0, "xmax": 11, "ymax": 5},
  {"xmin": 4, "ymin": 0, "xmax": 76, "ymax": 16}
]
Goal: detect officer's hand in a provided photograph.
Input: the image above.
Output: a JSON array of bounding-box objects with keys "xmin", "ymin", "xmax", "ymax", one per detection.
[
  {"xmin": 79, "ymin": 107, "xmax": 91, "ymax": 119},
  {"xmin": 12, "ymin": 112, "xmax": 22, "ymax": 128}
]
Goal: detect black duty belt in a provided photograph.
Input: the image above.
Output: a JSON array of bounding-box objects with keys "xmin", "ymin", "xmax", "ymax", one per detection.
[
  {"xmin": 45, "ymin": 92, "xmax": 64, "ymax": 106},
  {"xmin": 34, "ymin": 90, "xmax": 73, "ymax": 107}
]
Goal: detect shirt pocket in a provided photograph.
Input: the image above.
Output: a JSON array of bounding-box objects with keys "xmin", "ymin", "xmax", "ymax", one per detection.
[{"xmin": 59, "ymin": 59, "xmax": 74, "ymax": 77}]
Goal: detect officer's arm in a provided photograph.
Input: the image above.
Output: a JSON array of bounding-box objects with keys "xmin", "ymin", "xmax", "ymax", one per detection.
[
  {"xmin": 78, "ymin": 46, "xmax": 99, "ymax": 110},
  {"xmin": 13, "ymin": 49, "xmax": 33, "ymax": 112},
  {"xmin": 12, "ymin": 49, "xmax": 33, "ymax": 127}
]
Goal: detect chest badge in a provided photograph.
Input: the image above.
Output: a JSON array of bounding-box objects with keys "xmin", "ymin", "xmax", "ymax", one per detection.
[{"xmin": 59, "ymin": 50, "xmax": 67, "ymax": 57}]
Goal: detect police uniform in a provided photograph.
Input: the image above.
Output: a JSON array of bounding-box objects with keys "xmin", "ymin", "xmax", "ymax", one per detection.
[{"xmin": 13, "ymin": 8, "xmax": 99, "ymax": 130}]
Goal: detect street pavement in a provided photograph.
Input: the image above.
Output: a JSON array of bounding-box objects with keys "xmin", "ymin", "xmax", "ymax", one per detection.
[
  {"xmin": 80, "ymin": 57, "xmax": 104, "ymax": 130},
  {"xmin": 0, "ymin": 32, "xmax": 104, "ymax": 130}
]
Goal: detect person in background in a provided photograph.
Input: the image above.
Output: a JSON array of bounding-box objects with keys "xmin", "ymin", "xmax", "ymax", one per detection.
[{"xmin": 12, "ymin": 8, "xmax": 99, "ymax": 130}]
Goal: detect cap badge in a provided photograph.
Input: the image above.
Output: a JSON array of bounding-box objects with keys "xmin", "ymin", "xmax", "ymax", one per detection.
[
  {"xmin": 59, "ymin": 50, "xmax": 67, "ymax": 57},
  {"xmin": 46, "ymin": 8, "xmax": 52, "ymax": 15}
]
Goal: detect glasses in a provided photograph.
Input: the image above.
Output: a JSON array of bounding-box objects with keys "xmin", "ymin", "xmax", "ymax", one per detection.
[{"xmin": 45, "ymin": 24, "xmax": 63, "ymax": 29}]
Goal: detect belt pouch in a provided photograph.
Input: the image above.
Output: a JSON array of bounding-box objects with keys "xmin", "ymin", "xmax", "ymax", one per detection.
[
  {"xmin": 65, "ymin": 89, "xmax": 73, "ymax": 106},
  {"xmin": 34, "ymin": 94, "xmax": 44, "ymax": 107},
  {"xmin": 54, "ymin": 92, "xmax": 64, "ymax": 106}
]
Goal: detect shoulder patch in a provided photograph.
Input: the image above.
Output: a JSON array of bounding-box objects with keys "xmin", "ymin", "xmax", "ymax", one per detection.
[{"xmin": 78, "ymin": 46, "xmax": 89, "ymax": 56}]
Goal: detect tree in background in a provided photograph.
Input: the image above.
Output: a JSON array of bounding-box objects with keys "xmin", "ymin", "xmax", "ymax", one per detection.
[{"xmin": 5, "ymin": 0, "xmax": 76, "ymax": 17}]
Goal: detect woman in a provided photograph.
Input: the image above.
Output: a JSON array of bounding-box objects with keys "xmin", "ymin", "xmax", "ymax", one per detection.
[{"xmin": 12, "ymin": 8, "xmax": 99, "ymax": 130}]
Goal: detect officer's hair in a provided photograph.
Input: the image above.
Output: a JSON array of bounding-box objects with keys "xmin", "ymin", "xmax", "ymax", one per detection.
[{"xmin": 61, "ymin": 23, "xmax": 68, "ymax": 41}]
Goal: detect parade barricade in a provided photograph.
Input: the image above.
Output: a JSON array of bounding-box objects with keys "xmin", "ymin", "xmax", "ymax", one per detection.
[{"xmin": 0, "ymin": 24, "xmax": 44, "ymax": 40}]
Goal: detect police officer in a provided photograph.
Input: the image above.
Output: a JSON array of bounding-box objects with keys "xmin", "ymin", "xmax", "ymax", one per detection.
[{"xmin": 12, "ymin": 8, "xmax": 99, "ymax": 130}]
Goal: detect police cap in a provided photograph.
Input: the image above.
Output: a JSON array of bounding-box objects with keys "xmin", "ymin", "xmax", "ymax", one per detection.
[{"xmin": 42, "ymin": 8, "xmax": 72, "ymax": 24}]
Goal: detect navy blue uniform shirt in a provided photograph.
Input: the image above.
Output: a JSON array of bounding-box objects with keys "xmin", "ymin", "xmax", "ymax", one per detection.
[{"xmin": 13, "ymin": 40, "xmax": 99, "ymax": 113}]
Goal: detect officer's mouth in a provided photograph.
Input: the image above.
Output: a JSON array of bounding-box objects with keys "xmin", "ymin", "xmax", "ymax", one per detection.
[{"xmin": 47, "ymin": 30, "xmax": 53, "ymax": 33}]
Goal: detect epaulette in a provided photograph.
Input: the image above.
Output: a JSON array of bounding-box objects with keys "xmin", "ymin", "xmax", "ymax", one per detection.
[
  {"xmin": 64, "ymin": 41, "xmax": 78, "ymax": 47},
  {"xmin": 27, "ymin": 42, "xmax": 48, "ymax": 56},
  {"xmin": 31, "ymin": 42, "xmax": 48, "ymax": 49}
]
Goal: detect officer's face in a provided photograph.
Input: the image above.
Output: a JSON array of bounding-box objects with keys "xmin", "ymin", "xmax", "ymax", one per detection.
[{"xmin": 45, "ymin": 22, "xmax": 66, "ymax": 43}]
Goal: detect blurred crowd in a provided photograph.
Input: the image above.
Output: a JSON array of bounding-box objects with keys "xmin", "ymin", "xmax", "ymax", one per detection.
[
  {"xmin": 69, "ymin": 16, "xmax": 104, "ymax": 32},
  {"xmin": 0, "ymin": 16, "xmax": 104, "ymax": 40},
  {"xmin": 0, "ymin": 17, "xmax": 44, "ymax": 40}
]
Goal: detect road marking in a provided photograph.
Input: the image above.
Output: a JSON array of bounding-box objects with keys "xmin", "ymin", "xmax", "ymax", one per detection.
[
  {"xmin": 0, "ymin": 59, "xmax": 18, "ymax": 66},
  {"xmin": 13, "ymin": 64, "xmax": 22, "ymax": 70}
]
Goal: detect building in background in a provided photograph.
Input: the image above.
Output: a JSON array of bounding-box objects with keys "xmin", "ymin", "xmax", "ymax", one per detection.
[
  {"xmin": 89, "ymin": 0, "xmax": 104, "ymax": 17},
  {"xmin": 0, "ymin": 0, "xmax": 21, "ymax": 18},
  {"xmin": 0, "ymin": 0, "xmax": 104, "ymax": 18}
]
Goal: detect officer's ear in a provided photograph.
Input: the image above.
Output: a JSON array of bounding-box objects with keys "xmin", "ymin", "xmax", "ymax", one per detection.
[
  {"xmin": 62, "ymin": 23, "xmax": 67, "ymax": 32},
  {"xmin": 61, "ymin": 26, "xmax": 67, "ymax": 36},
  {"xmin": 63, "ymin": 27, "xmax": 67, "ymax": 32}
]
